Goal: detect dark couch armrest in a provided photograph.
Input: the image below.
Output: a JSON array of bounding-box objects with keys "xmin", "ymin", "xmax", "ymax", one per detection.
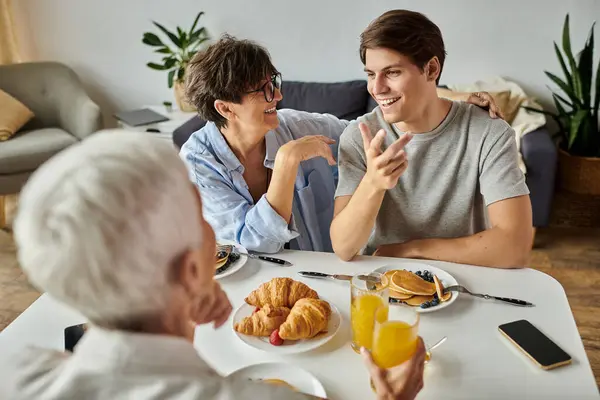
[
  {"xmin": 173, "ymin": 116, "xmax": 207, "ymax": 148},
  {"xmin": 520, "ymin": 126, "xmax": 557, "ymax": 227}
]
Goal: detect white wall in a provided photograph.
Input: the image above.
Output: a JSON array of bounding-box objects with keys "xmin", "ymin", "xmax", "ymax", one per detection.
[{"xmin": 12, "ymin": 0, "xmax": 600, "ymax": 127}]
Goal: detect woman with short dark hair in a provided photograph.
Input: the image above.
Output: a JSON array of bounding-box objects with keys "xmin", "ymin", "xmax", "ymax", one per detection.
[{"xmin": 180, "ymin": 34, "xmax": 502, "ymax": 254}]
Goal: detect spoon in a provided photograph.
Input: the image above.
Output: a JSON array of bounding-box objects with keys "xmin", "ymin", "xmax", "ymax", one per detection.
[{"xmin": 425, "ymin": 336, "xmax": 447, "ymax": 363}]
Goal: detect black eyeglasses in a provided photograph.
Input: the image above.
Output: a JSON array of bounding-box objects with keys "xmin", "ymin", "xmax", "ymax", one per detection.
[{"xmin": 246, "ymin": 73, "xmax": 282, "ymax": 103}]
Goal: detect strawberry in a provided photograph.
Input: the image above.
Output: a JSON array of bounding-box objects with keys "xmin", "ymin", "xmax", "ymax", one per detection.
[{"xmin": 269, "ymin": 329, "xmax": 283, "ymax": 346}]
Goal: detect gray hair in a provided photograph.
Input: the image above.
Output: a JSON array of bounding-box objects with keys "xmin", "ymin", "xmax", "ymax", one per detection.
[{"xmin": 14, "ymin": 130, "xmax": 203, "ymax": 324}]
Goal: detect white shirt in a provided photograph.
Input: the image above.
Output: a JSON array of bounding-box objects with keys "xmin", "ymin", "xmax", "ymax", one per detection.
[{"xmin": 6, "ymin": 327, "xmax": 311, "ymax": 399}]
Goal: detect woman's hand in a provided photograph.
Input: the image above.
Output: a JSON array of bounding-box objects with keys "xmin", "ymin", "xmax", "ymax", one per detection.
[
  {"xmin": 361, "ymin": 337, "xmax": 426, "ymax": 400},
  {"xmin": 278, "ymin": 135, "xmax": 337, "ymax": 166},
  {"xmin": 191, "ymin": 281, "xmax": 233, "ymax": 329},
  {"xmin": 466, "ymin": 92, "xmax": 506, "ymax": 120}
]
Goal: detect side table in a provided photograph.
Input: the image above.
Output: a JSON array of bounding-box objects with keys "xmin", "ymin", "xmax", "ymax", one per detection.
[{"xmin": 116, "ymin": 105, "xmax": 196, "ymax": 141}]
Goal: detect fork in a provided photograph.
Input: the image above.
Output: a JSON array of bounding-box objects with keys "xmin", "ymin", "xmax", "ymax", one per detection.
[{"xmin": 444, "ymin": 285, "xmax": 534, "ymax": 307}]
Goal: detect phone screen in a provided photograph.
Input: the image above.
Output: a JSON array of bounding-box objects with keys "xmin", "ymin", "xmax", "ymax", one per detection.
[{"xmin": 499, "ymin": 319, "xmax": 571, "ymax": 369}]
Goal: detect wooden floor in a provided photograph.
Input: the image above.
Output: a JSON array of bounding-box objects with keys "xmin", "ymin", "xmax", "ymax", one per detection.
[
  {"xmin": 0, "ymin": 226, "xmax": 599, "ymax": 387},
  {"xmin": 530, "ymin": 227, "xmax": 600, "ymax": 386}
]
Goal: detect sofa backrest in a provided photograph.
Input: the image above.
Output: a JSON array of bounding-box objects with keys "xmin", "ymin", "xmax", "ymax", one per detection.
[
  {"xmin": 276, "ymin": 80, "xmax": 371, "ymax": 121},
  {"xmin": 0, "ymin": 62, "xmax": 85, "ymax": 132},
  {"xmin": 173, "ymin": 80, "xmax": 373, "ymax": 148}
]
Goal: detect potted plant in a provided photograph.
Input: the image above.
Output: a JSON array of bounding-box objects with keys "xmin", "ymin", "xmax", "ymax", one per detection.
[
  {"xmin": 142, "ymin": 12, "xmax": 209, "ymax": 112},
  {"xmin": 525, "ymin": 14, "xmax": 600, "ymax": 195}
]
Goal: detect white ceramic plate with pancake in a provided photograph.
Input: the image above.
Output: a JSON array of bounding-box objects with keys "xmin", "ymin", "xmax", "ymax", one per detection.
[
  {"xmin": 214, "ymin": 240, "xmax": 248, "ymax": 280},
  {"xmin": 232, "ymin": 298, "xmax": 341, "ymax": 354},
  {"xmin": 372, "ymin": 263, "xmax": 459, "ymax": 313},
  {"xmin": 227, "ymin": 362, "xmax": 327, "ymax": 398}
]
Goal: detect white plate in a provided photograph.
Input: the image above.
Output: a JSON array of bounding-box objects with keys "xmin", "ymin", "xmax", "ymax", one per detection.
[
  {"xmin": 232, "ymin": 298, "xmax": 342, "ymax": 354},
  {"xmin": 215, "ymin": 240, "xmax": 248, "ymax": 280},
  {"xmin": 372, "ymin": 263, "xmax": 459, "ymax": 313},
  {"xmin": 228, "ymin": 362, "xmax": 327, "ymax": 398}
]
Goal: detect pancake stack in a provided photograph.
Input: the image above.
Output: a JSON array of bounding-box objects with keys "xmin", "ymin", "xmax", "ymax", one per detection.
[
  {"xmin": 215, "ymin": 245, "xmax": 240, "ymax": 275},
  {"xmin": 385, "ymin": 269, "xmax": 452, "ymax": 308}
]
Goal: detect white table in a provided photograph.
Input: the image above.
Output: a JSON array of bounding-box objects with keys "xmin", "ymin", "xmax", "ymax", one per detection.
[
  {"xmin": 0, "ymin": 251, "xmax": 598, "ymax": 399},
  {"xmin": 116, "ymin": 105, "xmax": 196, "ymax": 140}
]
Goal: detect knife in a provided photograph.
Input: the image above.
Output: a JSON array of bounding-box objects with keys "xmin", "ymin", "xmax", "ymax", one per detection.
[
  {"xmin": 297, "ymin": 271, "xmax": 381, "ymax": 283},
  {"xmin": 298, "ymin": 271, "xmax": 353, "ymax": 281},
  {"xmin": 231, "ymin": 247, "xmax": 293, "ymax": 266},
  {"xmin": 247, "ymin": 253, "xmax": 293, "ymax": 266}
]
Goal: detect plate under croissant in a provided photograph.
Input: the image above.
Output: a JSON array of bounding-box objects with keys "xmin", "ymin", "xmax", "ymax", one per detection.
[{"xmin": 232, "ymin": 299, "xmax": 342, "ymax": 354}]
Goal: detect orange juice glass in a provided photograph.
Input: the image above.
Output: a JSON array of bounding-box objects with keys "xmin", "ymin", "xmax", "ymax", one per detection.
[
  {"xmin": 371, "ymin": 304, "xmax": 419, "ymax": 368},
  {"xmin": 350, "ymin": 272, "xmax": 389, "ymax": 353}
]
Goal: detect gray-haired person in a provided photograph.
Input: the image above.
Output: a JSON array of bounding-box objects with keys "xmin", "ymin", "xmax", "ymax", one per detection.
[{"xmin": 6, "ymin": 130, "xmax": 425, "ymax": 400}]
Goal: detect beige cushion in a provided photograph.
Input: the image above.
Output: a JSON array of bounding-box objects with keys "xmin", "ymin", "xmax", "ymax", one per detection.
[
  {"xmin": 0, "ymin": 89, "xmax": 34, "ymax": 141},
  {"xmin": 437, "ymin": 88, "xmax": 513, "ymax": 121},
  {"xmin": 0, "ymin": 128, "xmax": 77, "ymax": 174}
]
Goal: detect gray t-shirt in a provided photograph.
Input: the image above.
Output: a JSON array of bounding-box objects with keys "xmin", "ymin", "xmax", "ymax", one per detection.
[{"xmin": 335, "ymin": 101, "xmax": 530, "ymax": 254}]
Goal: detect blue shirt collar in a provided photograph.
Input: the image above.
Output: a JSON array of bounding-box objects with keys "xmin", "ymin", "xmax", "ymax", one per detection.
[
  {"xmin": 204, "ymin": 121, "xmax": 283, "ymax": 171},
  {"xmin": 264, "ymin": 130, "xmax": 281, "ymax": 165}
]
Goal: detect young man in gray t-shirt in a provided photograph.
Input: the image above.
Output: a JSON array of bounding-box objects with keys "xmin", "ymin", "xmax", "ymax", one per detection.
[{"xmin": 330, "ymin": 10, "xmax": 532, "ymax": 268}]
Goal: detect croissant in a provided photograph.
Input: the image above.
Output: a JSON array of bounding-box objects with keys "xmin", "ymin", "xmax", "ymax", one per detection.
[
  {"xmin": 278, "ymin": 298, "xmax": 331, "ymax": 340},
  {"xmin": 245, "ymin": 277, "xmax": 318, "ymax": 308},
  {"xmin": 234, "ymin": 305, "xmax": 290, "ymax": 336}
]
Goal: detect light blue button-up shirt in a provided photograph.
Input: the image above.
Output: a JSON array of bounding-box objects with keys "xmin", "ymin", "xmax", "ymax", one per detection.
[{"xmin": 180, "ymin": 109, "xmax": 349, "ymax": 254}]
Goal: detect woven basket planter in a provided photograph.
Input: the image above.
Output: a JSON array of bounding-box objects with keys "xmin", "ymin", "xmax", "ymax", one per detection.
[{"xmin": 558, "ymin": 149, "xmax": 600, "ymax": 195}]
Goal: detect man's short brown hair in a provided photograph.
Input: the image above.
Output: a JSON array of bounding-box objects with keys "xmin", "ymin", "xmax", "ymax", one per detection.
[
  {"xmin": 185, "ymin": 34, "xmax": 278, "ymax": 129},
  {"xmin": 360, "ymin": 10, "xmax": 446, "ymax": 84}
]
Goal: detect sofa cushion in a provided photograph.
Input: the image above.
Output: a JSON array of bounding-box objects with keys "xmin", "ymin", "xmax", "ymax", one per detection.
[
  {"xmin": 0, "ymin": 89, "xmax": 35, "ymax": 141},
  {"xmin": 277, "ymin": 80, "xmax": 370, "ymax": 121},
  {"xmin": 0, "ymin": 128, "xmax": 77, "ymax": 174}
]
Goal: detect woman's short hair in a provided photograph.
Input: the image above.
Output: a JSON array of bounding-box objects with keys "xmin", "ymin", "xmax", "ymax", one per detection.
[
  {"xmin": 14, "ymin": 130, "xmax": 203, "ymax": 325},
  {"xmin": 185, "ymin": 34, "xmax": 279, "ymax": 129}
]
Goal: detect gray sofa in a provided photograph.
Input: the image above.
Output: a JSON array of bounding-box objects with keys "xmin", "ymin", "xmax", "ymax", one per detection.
[
  {"xmin": 173, "ymin": 80, "xmax": 556, "ymax": 228},
  {"xmin": 0, "ymin": 61, "xmax": 103, "ymax": 194}
]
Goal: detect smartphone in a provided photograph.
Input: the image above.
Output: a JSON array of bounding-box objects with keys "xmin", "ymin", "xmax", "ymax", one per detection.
[
  {"xmin": 498, "ymin": 319, "xmax": 572, "ymax": 370},
  {"xmin": 64, "ymin": 323, "xmax": 88, "ymax": 352}
]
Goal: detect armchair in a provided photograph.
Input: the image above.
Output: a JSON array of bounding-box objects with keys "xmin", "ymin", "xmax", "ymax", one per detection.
[{"xmin": 0, "ymin": 61, "xmax": 102, "ymax": 195}]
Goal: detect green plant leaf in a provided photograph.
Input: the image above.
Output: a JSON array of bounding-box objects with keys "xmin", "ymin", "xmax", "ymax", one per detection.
[
  {"xmin": 177, "ymin": 67, "xmax": 185, "ymax": 81},
  {"xmin": 168, "ymin": 69, "xmax": 176, "ymax": 88},
  {"xmin": 568, "ymin": 109, "xmax": 588, "ymax": 149},
  {"xmin": 552, "ymin": 94, "xmax": 570, "ymax": 115},
  {"xmin": 577, "ymin": 23, "xmax": 595, "ymax": 107},
  {"xmin": 147, "ymin": 62, "xmax": 169, "ymax": 71},
  {"xmin": 142, "ymin": 32, "xmax": 164, "ymax": 47},
  {"xmin": 153, "ymin": 21, "xmax": 182, "ymax": 48},
  {"xmin": 553, "ymin": 42, "xmax": 572, "ymax": 88},
  {"xmin": 552, "ymin": 94, "xmax": 571, "ymax": 136},
  {"xmin": 545, "ymin": 71, "xmax": 582, "ymax": 106},
  {"xmin": 549, "ymin": 88, "xmax": 574, "ymax": 109},
  {"xmin": 521, "ymin": 105, "xmax": 558, "ymax": 117},
  {"xmin": 190, "ymin": 27, "xmax": 207, "ymax": 43},
  {"xmin": 164, "ymin": 58, "xmax": 177, "ymax": 69},
  {"xmin": 189, "ymin": 12, "xmax": 204, "ymax": 36},
  {"xmin": 562, "ymin": 14, "xmax": 583, "ymax": 99},
  {"xmin": 154, "ymin": 47, "xmax": 172, "ymax": 54}
]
